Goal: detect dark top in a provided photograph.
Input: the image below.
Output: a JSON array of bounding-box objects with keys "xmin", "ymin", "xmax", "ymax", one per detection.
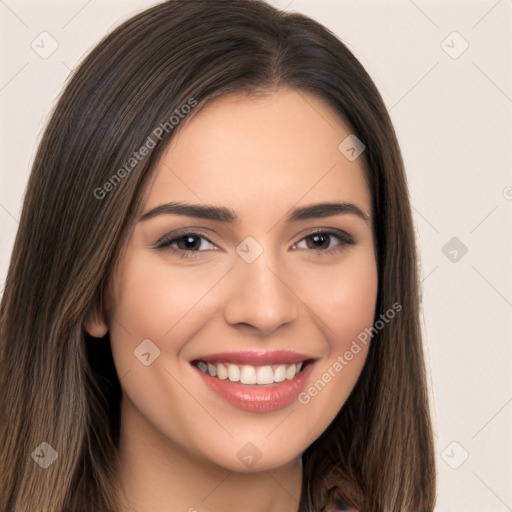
[
  {"xmin": 320, "ymin": 496, "xmax": 357, "ymax": 511},
  {"xmin": 334, "ymin": 495, "xmax": 355, "ymax": 510}
]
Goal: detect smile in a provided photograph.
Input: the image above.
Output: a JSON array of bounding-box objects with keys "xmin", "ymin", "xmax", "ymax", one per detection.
[
  {"xmin": 190, "ymin": 350, "xmax": 316, "ymax": 413},
  {"xmin": 193, "ymin": 360, "xmax": 305, "ymax": 385}
]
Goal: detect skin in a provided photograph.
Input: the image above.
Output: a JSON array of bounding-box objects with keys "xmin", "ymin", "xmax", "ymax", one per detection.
[{"xmin": 86, "ymin": 88, "xmax": 377, "ymax": 512}]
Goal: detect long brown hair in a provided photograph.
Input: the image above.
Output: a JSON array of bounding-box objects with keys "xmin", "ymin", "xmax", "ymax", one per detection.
[{"xmin": 0, "ymin": 1, "xmax": 436, "ymax": 510}]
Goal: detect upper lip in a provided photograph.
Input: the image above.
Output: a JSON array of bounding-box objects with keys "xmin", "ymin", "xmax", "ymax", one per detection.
[{"xmin": 191, "ymin": 350, "xmax": 315, "ymax": 366}]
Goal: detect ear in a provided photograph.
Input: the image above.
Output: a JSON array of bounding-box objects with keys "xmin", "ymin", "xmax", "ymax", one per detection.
[{"xmin": 84, "ymin": 301, "xmax": 109, "ymax": 338}]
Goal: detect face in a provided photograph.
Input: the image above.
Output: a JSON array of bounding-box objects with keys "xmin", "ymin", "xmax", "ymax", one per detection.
[{"xmin": 86, "ymin": 88, "xmax": 378, "ymax": 472}]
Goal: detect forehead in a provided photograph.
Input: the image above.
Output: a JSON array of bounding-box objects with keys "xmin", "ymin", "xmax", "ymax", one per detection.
[{"xmin": 144, "ymin": 88, "xmax": 371, "ymax": 219}]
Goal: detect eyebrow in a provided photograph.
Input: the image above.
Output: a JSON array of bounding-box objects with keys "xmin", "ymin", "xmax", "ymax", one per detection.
[{"xmin": 139, "ymin": 201, "xmax": 370, "ymax": 224}]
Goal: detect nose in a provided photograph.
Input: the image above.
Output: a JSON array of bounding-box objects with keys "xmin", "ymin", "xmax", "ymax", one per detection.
[{"xmin": 223, "ymin": 251, "xmax": 299, "ymax": 337}]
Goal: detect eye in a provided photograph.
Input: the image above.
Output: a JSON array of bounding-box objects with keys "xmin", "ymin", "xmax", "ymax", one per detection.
[
  {"xmin": 154, "ymin": 228, "xmax": 355, "ymax": 259},
  {"xmin": 293, "ymin": 228, "xmax": 354, "ymax": 255},
  {"xmin": 154, "ymin": 231, "xmax": 217, "ymax": 258}
]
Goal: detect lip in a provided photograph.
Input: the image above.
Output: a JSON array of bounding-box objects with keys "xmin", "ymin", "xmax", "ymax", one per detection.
[
  {"xmin": 190, "ymin": 349, "xmax": 313, "ymax": 366},
  {"xmin": 192, "ymin": 358, "xmax": 316, "ymax": 413}
]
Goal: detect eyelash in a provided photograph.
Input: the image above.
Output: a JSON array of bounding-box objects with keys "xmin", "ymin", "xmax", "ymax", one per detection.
[{"xmin": 154, "ymin": 228, "xmax": 355, "ymax": 259}]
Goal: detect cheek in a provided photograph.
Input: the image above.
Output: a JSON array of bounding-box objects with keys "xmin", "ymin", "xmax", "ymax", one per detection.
[
  {"xmin": 106, "ymin": 253, "xmax": 222, "ymax": 373},
  {"xmin": 295, "ymin": 248, "xmax": 377, "ymax": 407},
  {"xmin": 294, "ymin": 257, "xmax": 377, "ymax": 440},
  {"xmin": 331, "ymin": 267, "xmax": 378, "ymax": 345},
  {"xmin": 305, "ymin": 249, "xmax": 378, "ymax": 346}
]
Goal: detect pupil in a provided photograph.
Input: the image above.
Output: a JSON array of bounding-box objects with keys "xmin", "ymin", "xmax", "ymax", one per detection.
[
  {"xmin": 308, "ymin": 234, "xmax": 329, "ymax": 249},
  {"xmin": 181, "ymin": 236, "xmax": 200, "ymax": 250}
]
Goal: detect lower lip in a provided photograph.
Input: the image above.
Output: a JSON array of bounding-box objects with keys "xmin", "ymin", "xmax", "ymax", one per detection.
[{"xmin": 193, "ymin": 362, "xmax": 315, "ymax": 413}]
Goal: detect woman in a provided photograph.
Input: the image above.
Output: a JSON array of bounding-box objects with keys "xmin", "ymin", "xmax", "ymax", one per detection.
[{"xmin": 0, "ymin": 1, "xmax": 436, "ymax": 511}]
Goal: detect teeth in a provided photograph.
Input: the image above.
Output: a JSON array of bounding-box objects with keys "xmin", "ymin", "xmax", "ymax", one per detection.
[
  {"xmin": 240, "ymin": 365, "xmax": 257, "ymax": 384},
  {"xmin": 274, "ymin": 365, "xmax": 286, "ymax": 383},
  {"xmin": 285, "ymin": 365, "xmax": 296, "ymax": 380},
  {"xmin": 216, "ymin": 363, "xmax": 228, "ymax": 380},
  {"xmin": 256, "ymin": 366, "xmax": 274, "ymax": 385},
  {"xmin": 196, "ymin": 360, "xmax": 305, "ymax": 384},
  {"xmin": 207, "ymin": 362, "xmax": 217, "ymax": 377},
  {"xmin": 227, "ymin": 364, "xmax": 240, "ymax": 382},
  {"xmin": 197, "ymin": 361, "xmax": 208, "ymax": 373}
]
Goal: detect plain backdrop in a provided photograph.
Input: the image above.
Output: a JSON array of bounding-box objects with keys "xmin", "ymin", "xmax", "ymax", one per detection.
[{"xmin": 1, "ymin": 1, "xmax": 511, "ymax": 510}]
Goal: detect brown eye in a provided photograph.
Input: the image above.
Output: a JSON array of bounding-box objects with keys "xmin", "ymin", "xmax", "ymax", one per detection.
[
  {"xmin": 174, "ymin": 235, "xmax": 203, "ymax": 251},
  {"xmin": 304, "ymin": 233, "xmax": 331, "ymax": 250},
  {"xmin": 155, "ymin": 232, "xmax": 217, "ymax": 258},
  {"xmin": 294, "ymin": 229, "xmax": 354, "ymax": 254}
]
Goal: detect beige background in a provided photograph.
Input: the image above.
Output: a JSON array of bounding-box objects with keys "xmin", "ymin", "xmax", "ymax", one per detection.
[{"xmin": 1, "ymin": 0, "xmax": 511, "ymax": 510}]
